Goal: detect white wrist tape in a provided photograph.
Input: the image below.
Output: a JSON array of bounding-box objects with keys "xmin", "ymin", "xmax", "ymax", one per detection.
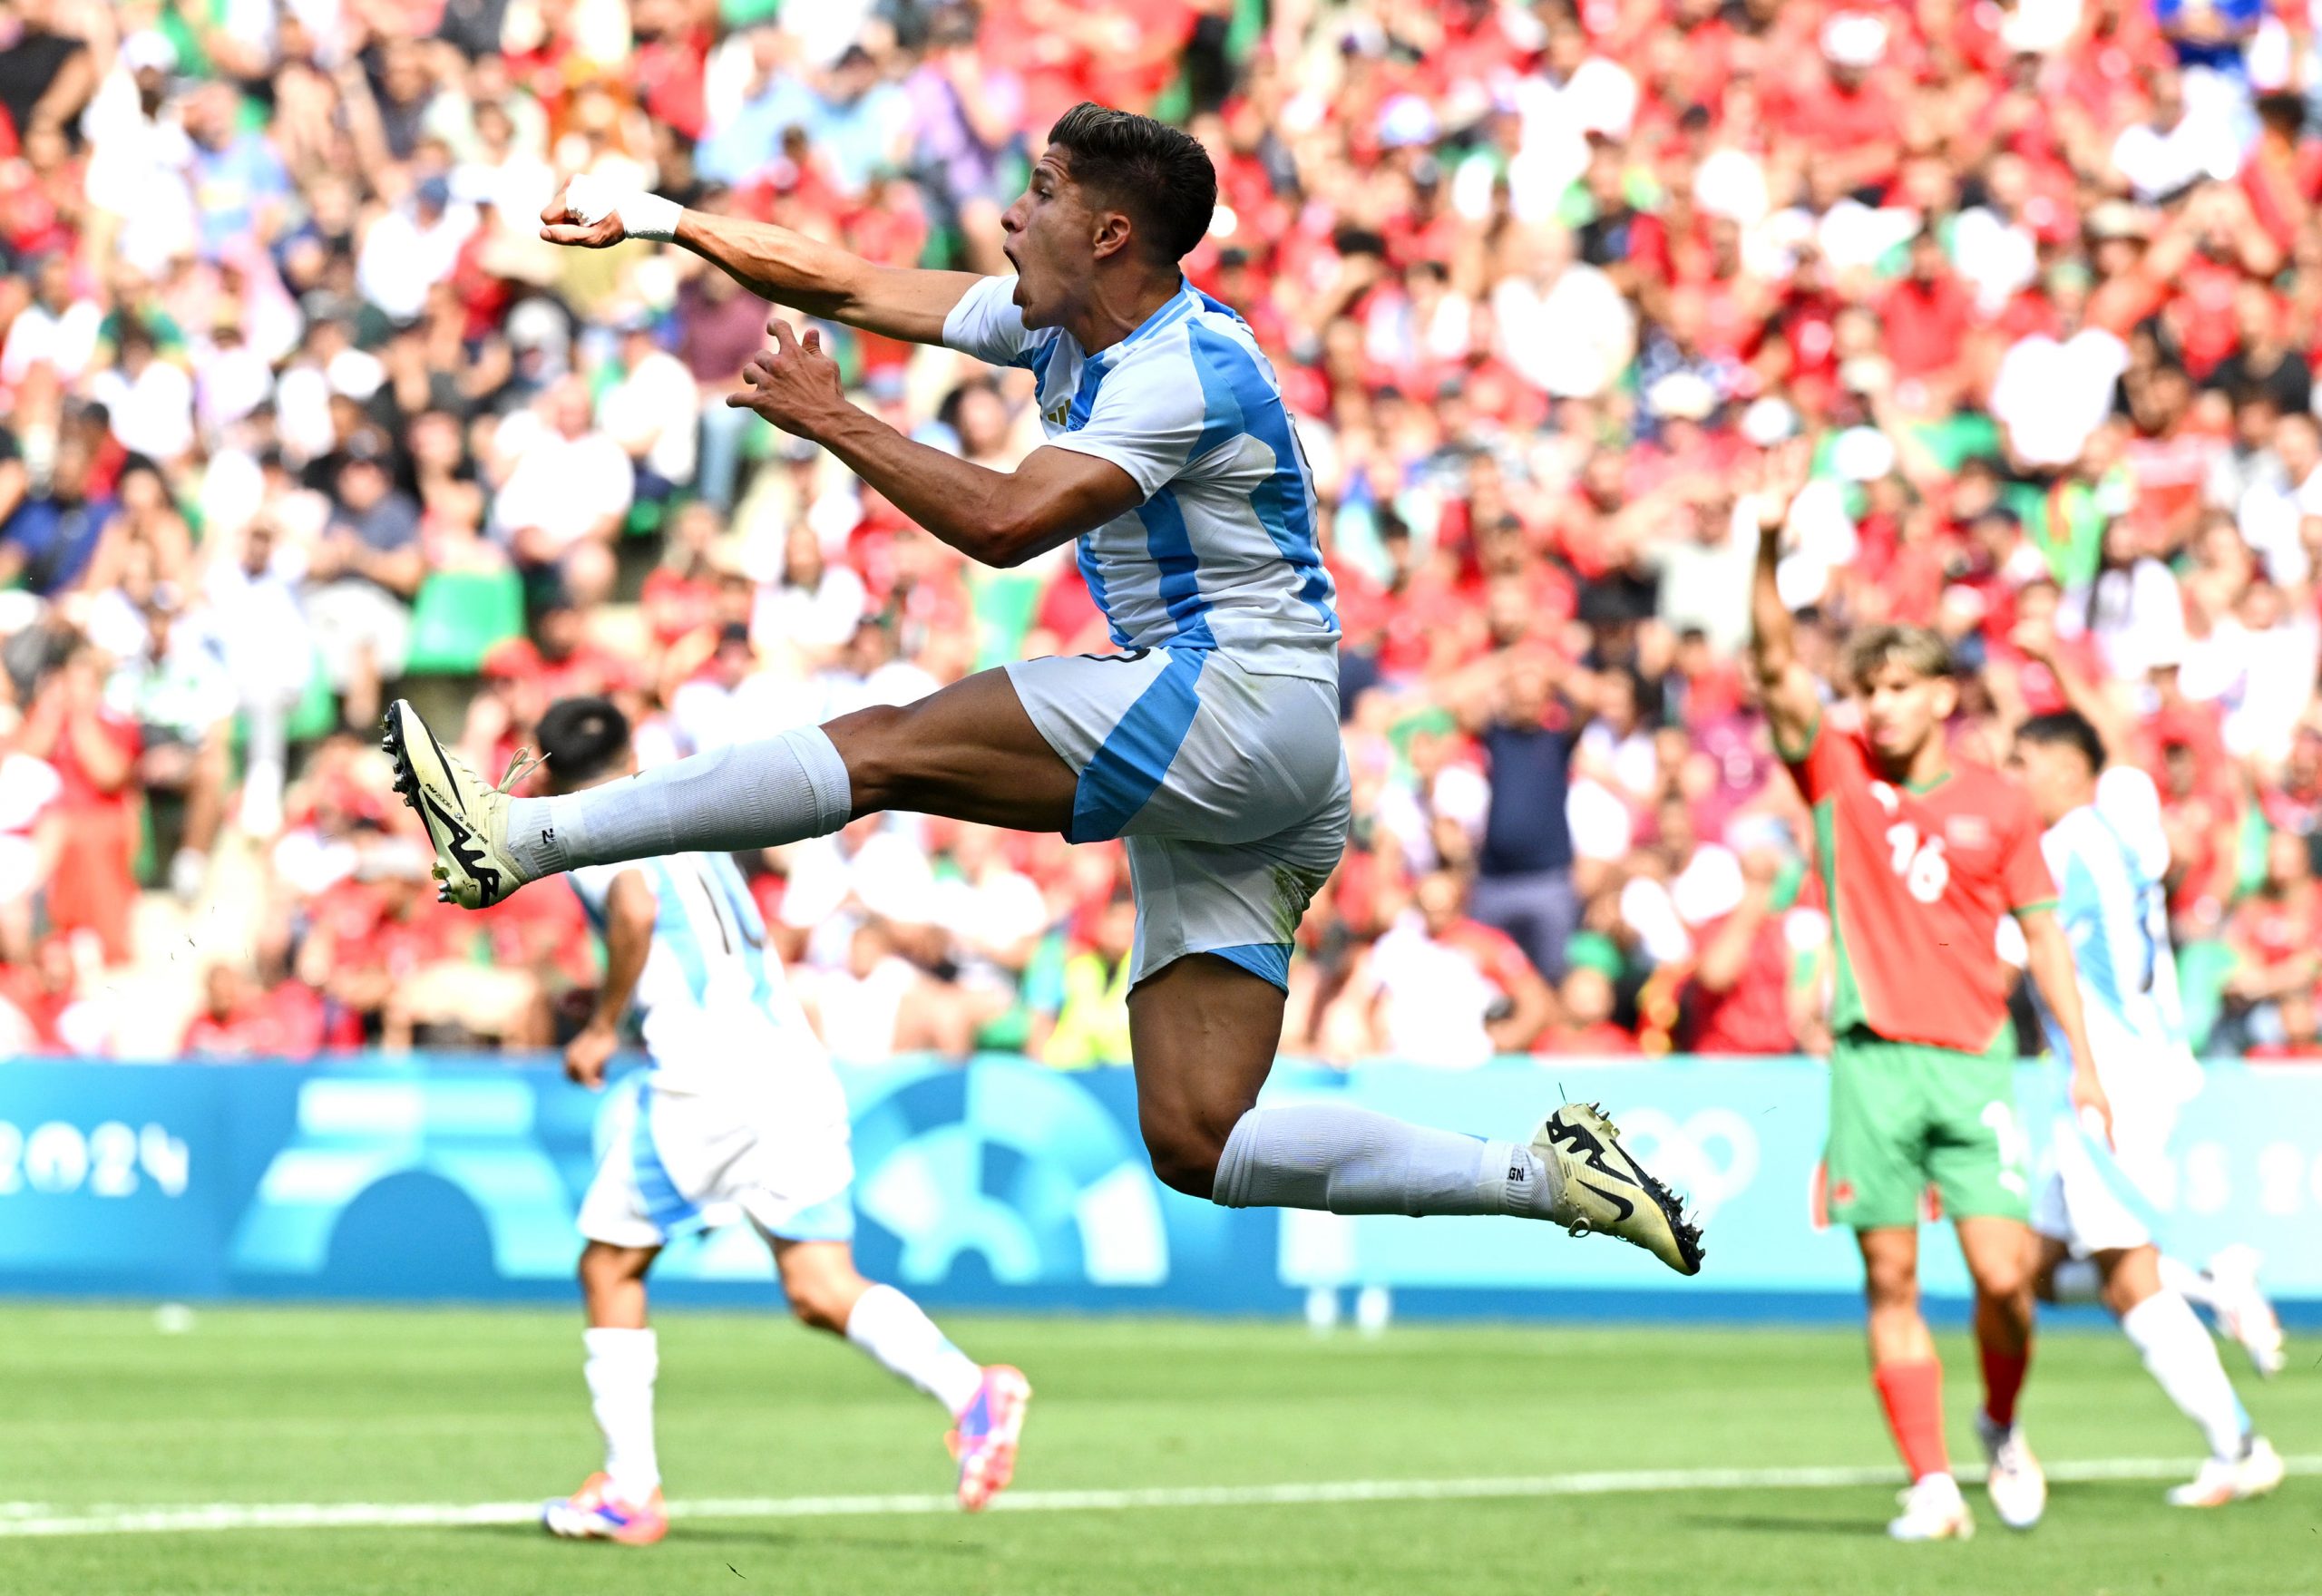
[{"xmin": 564, "ymin": 174, "xmax": 681, "ymax": 243}]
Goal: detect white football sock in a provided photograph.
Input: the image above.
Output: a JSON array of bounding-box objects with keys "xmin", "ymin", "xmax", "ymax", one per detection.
[
  {"xmin": 582, "ymin": 1327, "xmax": 661, "ymax": 1498},
  {"xmin": 2155, "ymin": 1252, "xmax": 2216, "ymax": 1310},
  {"xmin": 510, "ymin": 726, "xmax": 852, "ymax": 877},
  {"xmin": 1211, "ymin": 1103, "xmax": 1565, "ymax": 1218},
  {"xmin": 2047, "ymin": 1258, "xmax": 2102, "ymax": 1304},
  {"xmin": 844, "ymin": 1283, "xmax": 986, "ymax": 1417},
  {"xmin": 2121, "ymin": 1291, "xmax": 2251, "ymax": 1462}
]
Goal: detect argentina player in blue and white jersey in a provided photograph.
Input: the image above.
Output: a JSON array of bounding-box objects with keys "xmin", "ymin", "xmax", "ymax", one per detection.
[
  {"xmin": 533, "ymin": 698, "xmax": 1028, "ymax": 1542},
  {"xmin": 385, "ymin": 104, "xmax": 1702, "ymax": 1282},
  {"xmin": 2010, "ymin": 711, "xmax": 2284, "ymax": 1510}
]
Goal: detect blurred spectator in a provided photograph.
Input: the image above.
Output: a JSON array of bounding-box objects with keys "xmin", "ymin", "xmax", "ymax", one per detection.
[
  {"xmin": 1039, "ymin": 887, "xmax": 1136, "ymax": 1068},
  {"xmin": 307, "ymin": 430, "xmax": 423, "ymax": 733},
  {"xmin": 1322, "ymin": 868, "xmax": 1556, "ymax": 1069},
  {"xmin": 491, "ymin": 374, "xmax": 634, "ymax": 608}
]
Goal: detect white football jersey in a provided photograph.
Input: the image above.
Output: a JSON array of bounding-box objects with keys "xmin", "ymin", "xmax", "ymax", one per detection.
[{"xmin": 941, "ymin": 274, "xmax": 1340, "ymax": 681}]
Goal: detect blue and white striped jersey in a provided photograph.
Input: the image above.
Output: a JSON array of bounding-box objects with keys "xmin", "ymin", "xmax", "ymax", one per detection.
[
  {"xmin": 942, "ymin": 275, "xmax": 1339, "ymax": 681},
  {"xmin": 2035, "ymin": 766, "xmax": 2190, "ymax": 1064},
  {"xmin": 571, "ymin": 852, "xmax": 813, "ymax": 1085}
]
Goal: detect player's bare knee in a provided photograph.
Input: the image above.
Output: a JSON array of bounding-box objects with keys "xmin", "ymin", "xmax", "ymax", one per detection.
[
  {"xmin": 1971, "ymin": 1255, "xmax": 2031, "ymax": 1307},
  {"xmin": 1141, "ymin": 1115, "xmax": 1225, "ymax": 1199},
  {"xmin": 824, "ymin": 703, "xmax": 910, "ymax": 813},
  {"xmin": 1863, "ymin": 1257, "xmax": 1919, "ymax": 1314},
  {"xmin": 786, "ymin": 1286, "xmax": 850, "ymax": 1335}
]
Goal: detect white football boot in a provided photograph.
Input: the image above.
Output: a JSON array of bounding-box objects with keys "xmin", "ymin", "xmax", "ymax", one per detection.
[
  {"xmin": 1527, "ymin": 1102, "xmax": 1705, "ymax": 1276},
  {"xmin": 1975, "ymin": 1411, "xmax": 2046, "ymax": 1530},
  {"xmin": 2168, "ymin": 1436, "xmax": 2287, "ymax": 1508},
  {"xmin": 382, "ymin": 699, "xmax": 539, "ymax": 909},
  {"xmin": 1888, "ymin": 1472, "xmax": 1976, "ymax": 1542}
]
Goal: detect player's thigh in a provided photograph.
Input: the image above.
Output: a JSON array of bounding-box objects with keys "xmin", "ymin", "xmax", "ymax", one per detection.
[
  {"xmin": 1924, "ymin": 1040, "xmax": 2031, "ymax": 1225},
  {"xmin": 1954, "ymin": 1214, "xmax": 2034, "ymax": 1300},
  {"xmin": 1127, "ymin": 951, "xmax": 1287, "ymax": 1194},
  {"xmin": 1119, "ymin": 657, "xmax": 1345, "ymax": 847},
  {"xmin": 825, "ymin": 664, "xmax": 1078, "ymax": 832},
  {"xmin": 1825, "ymin": 1037, "xmax": 1933, "ymax": 1231}
]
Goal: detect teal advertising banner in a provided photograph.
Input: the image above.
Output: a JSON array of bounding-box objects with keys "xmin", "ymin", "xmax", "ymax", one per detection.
[{"xmin": 1, "ymin": 1056, "xmax": 2316, "ymax": 1316}]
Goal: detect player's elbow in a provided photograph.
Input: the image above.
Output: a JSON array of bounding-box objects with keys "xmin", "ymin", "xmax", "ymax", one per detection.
[{"xmin": 972, "ymin": 504, "xmax": 1058, "ymax": 568}]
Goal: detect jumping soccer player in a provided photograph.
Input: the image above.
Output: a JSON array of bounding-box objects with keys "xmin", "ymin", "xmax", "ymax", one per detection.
[
  {"xmin": 2010, "ymin": 709, "xmax": 2285, "ymax": 1508},
  {"xmin": 1750, "ymin": 446, "xmax": 2111, "ymax": 1541},
  {"xmin": 384, "ymin": 104, "xmax": 1703, "ymax": 1275},
  {"xmin": 531, "ymin": 697, "xmax": 1028, "ymax": 1544}
]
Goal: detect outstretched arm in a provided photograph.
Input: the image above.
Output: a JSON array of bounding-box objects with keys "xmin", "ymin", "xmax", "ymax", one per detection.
[
  {"xmin": 542, "ymin": 184, "xmax": 981, "ymax": 346},
  {"xmin": 737, "ymin": 320, "xmax": 1141, "ymax": 566},
  {"xmin": 2010, "ymin": 616, "xmax": 2134, "ymax": 762},
  {"xmin": 1749, "ymin": 440, "xmax": 1823, "ymax": 756}
]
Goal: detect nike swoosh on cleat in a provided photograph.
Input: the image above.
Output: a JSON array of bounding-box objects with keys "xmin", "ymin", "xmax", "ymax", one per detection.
[{"xmin": 1572, "ymin": 1174, "xmax": 1635, "ymax": 1221}]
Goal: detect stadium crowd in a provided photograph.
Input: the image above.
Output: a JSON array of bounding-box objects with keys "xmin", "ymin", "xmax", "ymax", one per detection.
[{"xmin": 2, "ymin": 0, "xmax": 2319, "ymax": 1067}]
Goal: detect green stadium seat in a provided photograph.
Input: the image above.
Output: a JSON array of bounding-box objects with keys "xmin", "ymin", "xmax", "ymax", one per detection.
[
  {"xmin": 971, "ymin": 569, "xmax": 1045, "ymax": 671},
  {"xmin": 2176, "ymin": 939, "xmax": 2236, "ymax": 1056},
  {"xmin": 404, "ymin": 569, "xmax": 526, "ymax": 676}
]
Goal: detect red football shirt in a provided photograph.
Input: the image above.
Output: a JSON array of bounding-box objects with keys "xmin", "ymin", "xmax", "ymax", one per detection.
[{"xmin": 1784, "ymin": 719, "xmax": 2055, "ymax": 1053}]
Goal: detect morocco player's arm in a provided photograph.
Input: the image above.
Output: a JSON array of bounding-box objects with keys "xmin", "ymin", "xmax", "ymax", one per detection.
[
  {"xmin": 566, "ymin": 870, "xmax": 657, "ymax": 1091},
  {"xmin": 541, "ymin": 186, "xmax": 980, "ymax": 346},
  {"xmin": 1748, "ymin": 441, "xmax": 1821, "ymax": 761}
]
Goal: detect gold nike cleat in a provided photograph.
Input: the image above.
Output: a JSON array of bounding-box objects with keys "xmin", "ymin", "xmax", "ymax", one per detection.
[
  {"xmin": 381, "ymin": 699, "xmax": 539, "ymax": 909},
  {"xmin": 1529, "ymin": 1101, "xmax": 1705, "ymax": 1276}
]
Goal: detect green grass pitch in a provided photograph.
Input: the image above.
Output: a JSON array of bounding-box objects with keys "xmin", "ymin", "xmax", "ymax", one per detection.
[{"xmin": 2, "ymin": 1305, "xmax": 2312, "ymax": 1594}]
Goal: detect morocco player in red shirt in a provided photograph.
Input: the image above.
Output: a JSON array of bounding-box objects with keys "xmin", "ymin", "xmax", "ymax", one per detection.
[{"xmin": 1750, "ymin": 445, "xmax": 2112, "ymax": 1542}]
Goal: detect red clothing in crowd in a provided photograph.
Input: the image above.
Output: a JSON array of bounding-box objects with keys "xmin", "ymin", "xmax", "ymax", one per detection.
[{"xmin": 1684, "ymin": 914, "xmax": 1796, "ymax": 1056}]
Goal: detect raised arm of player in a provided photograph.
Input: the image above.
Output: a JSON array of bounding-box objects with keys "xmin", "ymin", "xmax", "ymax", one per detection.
[
  {"xmin": 2017, "ymin": 906, "xmax": 2114, "ymax": 1145},
  {"xmin": 565, "ymin": 869, "xmax": 656, "ymax": 1091},
  {"xmin": 541, "ymin": 184, "xmax": 981, "ymax": 347},
  {"xmin": 728, "ymin": 318, "xmax": 1143, "ymax": 568},
  {"xmin": 1748, "ymin": 439, "xmax": 1822, "ymax": 756},
  {"xmin": 2010, "ymin": 615, "xmax": 2134, "ymax": 763}
]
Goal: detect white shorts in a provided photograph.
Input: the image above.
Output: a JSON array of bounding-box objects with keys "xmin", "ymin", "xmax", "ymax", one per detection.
[
  {"xmin": 2031, "ymin": 1094, "xmax": 2176, "ymax": 1258},
  {"xmin": 577, "ymin": 1071, "xmax": 855, "ymax": 1250},
  {"xmin": 1006, "ymin": 647, "xmax": 1350, "ymax": 989}
]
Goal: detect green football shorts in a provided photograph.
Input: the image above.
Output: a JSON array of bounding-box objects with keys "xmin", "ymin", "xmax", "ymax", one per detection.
[{"xmin": 1825, "ymin": 1027, "xmax": 2029, "ymax": 1231}]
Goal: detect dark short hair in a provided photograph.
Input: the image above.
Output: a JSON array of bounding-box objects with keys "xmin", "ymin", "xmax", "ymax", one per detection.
[
  {"xmin": 2016, "ymin": 708, "xmax": 2107, "ymax": 774},
  {"xmin": 1046, "ymin": 102, "xmax": 1216, "ymax": 264},
  {"xmin": 537, "ymin": 696, "xmax": 630, "ymax": 791}
]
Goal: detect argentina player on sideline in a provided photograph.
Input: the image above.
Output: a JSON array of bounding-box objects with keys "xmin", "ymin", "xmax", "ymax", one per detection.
[
  {"xmin": 383, "ymin": 104, "xmax": 1702, "ymax": 1275},
  {"xmin": 532, "ymin": 698, "xmax": 1028, "ymax": 1542}
]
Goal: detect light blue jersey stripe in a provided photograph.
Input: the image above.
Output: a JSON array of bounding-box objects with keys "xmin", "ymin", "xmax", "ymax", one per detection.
[
  {"xmin": 707, "ymin": 852, "xmax": 777, "ymax": 1011},
  {"xmin": 1068, "ymin": 650, "xmax": 1208, "ymax": 842},
  {"xmin": 2063, "ymin": 852, "xmax": 2125, "ymax": 1017},
  {"xmin": 1136, "ymin": 488, "xmax": 1215, "ymax": 647},
  {"xmin": 1185, "ymin": 321, "xmax": 1337, "ymax": 629},
  {"xmin": 629, "ymin": 1081, "xmax": 700, "ymax": 1231},
  {"xmin": 647, "ymin": 860, "xmax": 712, "ymax": 1006}
]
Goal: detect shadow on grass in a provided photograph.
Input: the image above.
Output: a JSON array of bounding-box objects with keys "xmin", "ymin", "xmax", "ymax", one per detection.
[
  {"xmin": 460, "ymin": 1521, "xmax": 987, "ymax": 1558},
  {"xmin": 1678, "ymin": 1513, "xmax": 1892, "ymax": 1538}
]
